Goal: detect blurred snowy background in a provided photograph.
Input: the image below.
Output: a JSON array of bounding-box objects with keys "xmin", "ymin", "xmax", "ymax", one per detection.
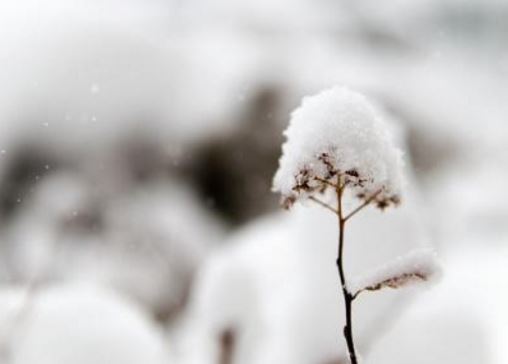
[{"xmin": 0, "ymin": 0, "xmax": 507, "ymax": 363}]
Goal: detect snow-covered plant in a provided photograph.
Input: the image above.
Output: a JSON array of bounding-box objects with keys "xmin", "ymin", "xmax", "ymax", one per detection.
[{"xmin": 273, "ymin": 86, "xmax": 438, "ymax": 364}]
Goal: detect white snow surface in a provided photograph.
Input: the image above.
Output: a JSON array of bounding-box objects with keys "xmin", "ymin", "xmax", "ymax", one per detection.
[
  {"xmin": 366, "ymin": 244, "xmax": 508, "ymax": 364},
  {"xmin": 273, "ymin": 86, "xmax": 404, "ymax": 206},
  {"xmin": 0, "ymin": 285, "xmax": 169, "ymax": 364}
]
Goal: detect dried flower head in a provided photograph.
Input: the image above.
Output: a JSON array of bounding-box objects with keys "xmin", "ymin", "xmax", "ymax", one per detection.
[{"xmin": 272, "ymin": 86, "xmax": 404, "ymax": 209}]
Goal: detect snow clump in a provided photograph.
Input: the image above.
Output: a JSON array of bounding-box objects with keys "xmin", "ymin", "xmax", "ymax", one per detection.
[{"xmin": 273, "ymin": 86, "xmax": 404, "ymax": 209}]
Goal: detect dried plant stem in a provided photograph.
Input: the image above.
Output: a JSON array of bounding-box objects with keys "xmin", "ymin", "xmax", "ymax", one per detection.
[
  {"xmin": 309, "ymin": 196, "xmax": 338, "ymax": 214},
  {"xmin": 343, "ymin": 189, "xmax": 382, "ymax": 222},
  {"xmin": 336, "ymin": 183, "xmax": 358, "ymax": 364},
  {"xmin": 308, "ymin": 180, "xmax": 383, "ymax": 363}
]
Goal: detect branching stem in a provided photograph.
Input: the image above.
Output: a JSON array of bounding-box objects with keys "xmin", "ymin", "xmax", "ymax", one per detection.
[
  {"xmin": 344, "ymin": 189, "xmax": 382, "ymax": 222},
  {"xmin": 309, "ymin": 196, "xmax": 338, "ymax": 214},
  {"xmin": 336, "ymin": 181, "xmax": 358, "ymax": 364},
  {"xmin": 307, "ymin": 177, "xmax": 384, "ymax": 363},
  {"xmin": 352, "ymin": 290, "xmax": 363, "ymax": 301}
]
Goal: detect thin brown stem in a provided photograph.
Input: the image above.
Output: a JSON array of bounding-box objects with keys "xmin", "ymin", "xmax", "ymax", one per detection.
[
  {"xmin": 309, "ymin": 196, "xmax": 338, "ymax": 214},
  {"xmin": 336, "ymin": 182, "xmax": 358, "ymax": 364},
  {"xmin": 343, "ymin": 189, "xmax": 382, "ymax": 222},
  {"xmin": 352, "ymin": 290, "xmax": 363, "ymax": 301},
  {"xmin": 309, "ymin": 175, "xmax": 376, "ymax": 363}
]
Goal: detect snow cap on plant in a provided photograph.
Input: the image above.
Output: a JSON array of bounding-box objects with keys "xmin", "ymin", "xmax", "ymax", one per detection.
[
  {"xmin": 273, "ymin": 86, "xmax": 404, "ymax": 209},
  {"xmin": 347, "ymin": 249, "xmax": 441, "ymax": 297}
]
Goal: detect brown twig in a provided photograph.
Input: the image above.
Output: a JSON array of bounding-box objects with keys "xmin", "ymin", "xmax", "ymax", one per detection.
[
  {"xmin": 343, "ymin": 189, "xmax": 382, "ymax": 222},
  {"xmin": 309, "ymin": 196, "xmax": 338, "ymax": 214},
  {"xmin": 335, "ymin": 180, "xmax": 359, "ymax": 364},
  {"xmin": 309, "ymin": 174, "xmax": 383, "ymax": 363}
]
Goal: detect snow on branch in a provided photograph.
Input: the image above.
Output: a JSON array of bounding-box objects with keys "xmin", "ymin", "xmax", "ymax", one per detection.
[
  {"xmin": 348, "ymin": 249, "xmax": 440, "ymax": 298},
  {"xmin": 272, "ymin": 86, "xmax": 404, "ymax": 209}
]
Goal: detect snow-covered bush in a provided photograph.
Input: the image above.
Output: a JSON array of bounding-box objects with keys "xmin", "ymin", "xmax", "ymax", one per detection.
[
  {"xmin": 0, "ymin": 285, "xmax": 170, "ymax": 364},
  {"xmin": 0, "ymin": 170, "xmax": 223, "ymax": 321},
  {"xmin": 273, "ymin": 86, "xmax": 439, "ymax": 363}
]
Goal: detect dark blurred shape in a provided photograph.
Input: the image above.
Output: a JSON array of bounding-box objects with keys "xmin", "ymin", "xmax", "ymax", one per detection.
[
  {"xmin": 115, "ymin": 133, "xmax": 175, "ymax": 183},
  {"xmin": 0, "ymin": 145, "xmax": 59, "ymax": 219},
  {"xmin": 219, "ymin": 328, "xmax": 236, "ymax": 364},
  {"xmin": 187, "ymin": 85, "xmax": 284, "ymax": 225}
]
